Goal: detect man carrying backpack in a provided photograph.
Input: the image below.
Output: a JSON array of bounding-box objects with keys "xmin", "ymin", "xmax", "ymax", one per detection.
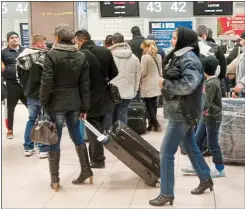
[{"xmin": 196, "ymin": 25, "xmax": 227, "ymax": 97}]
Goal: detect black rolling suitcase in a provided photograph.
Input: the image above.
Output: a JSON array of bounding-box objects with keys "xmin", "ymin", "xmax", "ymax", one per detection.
[
  {"xmin": 127, "ymin": 99, "xmax": 147, "ymax": 135},
  {"xmin": 84, "ymin": 120, "xmax": 161, "ymax": 187}
]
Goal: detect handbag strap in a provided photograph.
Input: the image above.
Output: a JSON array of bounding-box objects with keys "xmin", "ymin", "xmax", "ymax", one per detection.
[
  {"xmin": 152, "ymin": 56, "xmax": 161, "ymax": 77},
  {"xmin": 84, "ymin": 47, "xmax": 110, "ymax": 85}
]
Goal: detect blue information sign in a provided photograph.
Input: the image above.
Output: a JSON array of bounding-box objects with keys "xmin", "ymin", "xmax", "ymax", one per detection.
[
  {"xmin": 149, "ymin": 21, "xmax": 192, "ymax": 49},
  {"xmin": 20, "ymin": 23, "xmax": 29, "ymax": 47}
]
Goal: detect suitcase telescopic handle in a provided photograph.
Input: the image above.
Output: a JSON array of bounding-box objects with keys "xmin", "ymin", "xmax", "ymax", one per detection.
[{"xmin": 83, "ymin": 120, "xmax": 107, "ymax": 142}]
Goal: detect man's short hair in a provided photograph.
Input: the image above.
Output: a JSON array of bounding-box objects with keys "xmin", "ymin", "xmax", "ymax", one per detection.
[
  {"xmin": 31, "ymin": 35, "xmax": 47, "ymax": 45},
  {"xmin": 196, "ymin": 25, "xmax": 208, "ymax": 37},
  {"xmin": 112, "ymin": 33, "xmax": 124, "ymax": 44},
  {"xmin": 75, "ymin": 29, "xmax": 91, "ymax": 41}
]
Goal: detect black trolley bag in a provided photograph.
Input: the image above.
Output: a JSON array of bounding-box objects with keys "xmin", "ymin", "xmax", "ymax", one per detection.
[
  {"xmin": 127, "ymin": 98, "xmax": 147, "ymax": 135},
  {"xmin": 84, "ymin": 120, "xmax": 161, "ymax": 187}
]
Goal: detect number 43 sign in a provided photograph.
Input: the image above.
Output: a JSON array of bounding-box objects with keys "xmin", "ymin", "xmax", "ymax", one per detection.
[{"xmin": 139, "ymin": 2, "xmax": 193, "ymax": 18}]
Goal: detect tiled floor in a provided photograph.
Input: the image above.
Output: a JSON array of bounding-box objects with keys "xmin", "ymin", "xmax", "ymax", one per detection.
[{"xmin": 2, "ymin": 104, "xmax": 245, "ymax": 208}]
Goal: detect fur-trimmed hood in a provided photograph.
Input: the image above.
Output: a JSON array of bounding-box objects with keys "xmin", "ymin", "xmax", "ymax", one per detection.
[
  {"xmin": 109, "ymin": 43, "xmax": 132, "ymax": 59},
  {"xmin": 52, "ymin": 43, "xmax": 78, "ymax": 52}
]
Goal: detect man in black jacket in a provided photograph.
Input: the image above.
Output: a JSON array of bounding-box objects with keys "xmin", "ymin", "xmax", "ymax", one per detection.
[
  {"xmin": 196, "ymin": 25, "xmax": 227, "ymax": 97},
  {"xmin": 1, "ymin": 31, "xmax": 27, "ymax": 139},
  {"xmin": 16, "ymin": 34, "xmax": 49, "ymax": 158},
  {"xmin": 74, "ymin": 29, "xmax": 118, "ymax": 168},
  {"xmin": 128, "ymin": 26, "xmax": 145, "ymax": 61},
  {"xmin": 40, "ymin": 24, "xmax": 92, "ymax": 190}
]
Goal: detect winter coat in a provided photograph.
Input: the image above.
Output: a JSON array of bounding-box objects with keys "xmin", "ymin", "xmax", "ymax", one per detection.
[
  {"xmin": 140, "ymin": 53, "xmax": 162, "ymax": 98},
  {"xmin": 206, "ymin": 40, "xmax": 227, "ymax": 79},
  {"xmin": 1, "ymin": 45, "xmax": 25, "ymax": 83},
  {"xmin": 226, "ymin": 45, "xmax": 243, "ymax": 65},
  {"xmin": 162, "ymin": 47, "xmax": 204, "ymax": 124},
  {"xmin": 128, "ymin": 34, "xmax": 145, "ymax": 61},
  {"xmin": 109, "ymin": 43, "xmax": 141, "ymax": 99},
  {"xmin": 80, "ymin": 40, "xmax": 118, "ymax": 116},
  {"xmin": 40, "ymin": 42, "xmax": 90, "ymax": 113},
  {"xmin": 16, "ymin": 48, "xmax": 47, "ymax": 99}
]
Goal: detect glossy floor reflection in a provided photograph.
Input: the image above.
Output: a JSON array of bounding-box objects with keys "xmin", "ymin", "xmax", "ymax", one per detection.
[{"xmin": 2, "ymin": 104, "xmax": 245, "ymax": 208}]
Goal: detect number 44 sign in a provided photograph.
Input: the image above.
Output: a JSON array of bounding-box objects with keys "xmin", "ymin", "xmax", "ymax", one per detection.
[
  {"xmin": 139, "ymin": 2, "xmax": 193, "ymax": 18},
  {"xmin": 2, "ymin": 2, "xmax": 28, "ymax": 15}
]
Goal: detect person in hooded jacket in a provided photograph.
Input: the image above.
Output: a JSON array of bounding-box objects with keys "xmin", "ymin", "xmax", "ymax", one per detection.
[
  {"xmin": 149, "ymin": 27, "xmax": 213, "ymax": 207},
  {"xmin": 109, "ymin": 33, "xmax": 141, "ymax": 124},
  {"xmin": 40, "ymin": 24, "xmax": 92, "ymax": 192},
  {"xmin": 128, "ymin": 26, "xmax": 145, "ymax": 61},
  {"xmin": 16, "ymin": 34, "xmax": 49, "ymax": 158}
]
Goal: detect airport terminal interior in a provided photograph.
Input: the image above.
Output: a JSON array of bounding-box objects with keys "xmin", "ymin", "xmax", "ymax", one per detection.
[{"xmin": 1, "ymin": 1, "xmax": 245, "ymax": 209}]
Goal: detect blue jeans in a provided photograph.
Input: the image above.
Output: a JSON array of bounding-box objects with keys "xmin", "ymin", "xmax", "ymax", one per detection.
[
  {"xmin": 195, "ymin": 120, "xmax": 207, "ymax": 152},
  {"xmin": 113, "ymin": 99, "xmax": 131, "ymax": 124},
  {"xmin": 49, "ymin": 111, "xmax": 84, "ymax": 151},
  {"xmin": 160, "ymin": 120, "xmax": 210, "ymax": 196},
  {"xmin": 195, "ymin": 118, "xmax": 223, "ymax": 165},
  {"xmin": 24, "ymin": 98, "xmax": 49, "ymax": 152}
]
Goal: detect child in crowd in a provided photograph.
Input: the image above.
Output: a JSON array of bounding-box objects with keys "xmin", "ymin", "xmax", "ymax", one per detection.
[{"xmin": 182, "ymin": 55, "xmax": 225, "ymax": 178}]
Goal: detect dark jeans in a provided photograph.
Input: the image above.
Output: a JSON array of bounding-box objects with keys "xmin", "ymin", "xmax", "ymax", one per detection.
[
  {"xmin": 195, "ymin": 118, "xmax": 223, "ymax": 165},
  {"xmin": 4, "ymin": 81, "xmax": 27, "ymax": 130},
  {"xmin": 195, "ymin": 121, "xmax": 208, "ymax": 152},
  {"xmin": 49, "ymin": 111, "xmax": 84, "ymax": 151},
  {"xmin": 160, "ymin": 120, "xmax": 210, "ymax": 196},
  {"xmin": 24, "ymin": 98, "xmax": 49, "ymax": 152},
  {"xmin": 87, "ymin": 115, "xmax": 107, "ymax": 162},
  {"xmin": 144, "ymin": 97, "xmax": 157, "ymax": 121},
  {"xmin": 102, "ymin": 113, "xmax": 113, "ymax": 131},
  {"xmin": 113, "ymin": 99, "xmax": 131, "ymax": 124}
]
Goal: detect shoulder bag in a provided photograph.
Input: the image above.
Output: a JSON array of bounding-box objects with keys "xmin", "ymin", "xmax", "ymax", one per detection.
[{"xmin": 30, "ymin": 107, "xmax": 58, "ymax": 145}]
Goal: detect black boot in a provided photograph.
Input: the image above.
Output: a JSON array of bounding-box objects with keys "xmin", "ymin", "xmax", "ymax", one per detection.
[
  {"xmin": 48, "ymin": 151, "xmax": 60, "ymax": 192},
  {"xmin": 147, "ymin": 119, "xmax": 154, "ymax": 131},
  {"xmin": 72, "ymin": 144, "xmax": 93, "ymax": 185},
  {"xmin": 191, "ymin": 178, "xmax": 213, "ymax": 195},
  {"xmin": 149, "ymin": 194, "xmax": 174, "ymax": 206},
  {"xmin": 152, "ymin": 119, "xmax": 162, "ymax": 132}
]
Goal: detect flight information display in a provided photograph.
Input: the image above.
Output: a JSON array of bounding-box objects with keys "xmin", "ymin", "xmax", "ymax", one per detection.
[
  {"xmin": 100, "ymin": 1, "xmax": 139, "ymax": 17},
  {"xmin": 194, "ymin": 1, "xmax": 233, "ymax": 16}
]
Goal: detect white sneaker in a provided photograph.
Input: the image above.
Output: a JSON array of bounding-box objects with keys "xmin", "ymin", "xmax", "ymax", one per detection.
[
  {"xmin": 24, "ymin": 149, "xmax": 34, "ymax": 157},
  {"xmin": 38, "ymin": 152, "xmax": 48, "ymax": 159},
  {"xmin": 181, "ymin": 166, "xmax": 197, "ymax": 174},
  {"xmin": 211, "ymin": 168, "xmax": 226, "ymax": 178}
]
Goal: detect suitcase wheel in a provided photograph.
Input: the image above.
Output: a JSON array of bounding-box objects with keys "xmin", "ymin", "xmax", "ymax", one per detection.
[{"xmin": 155, "ymin": 181, "xmax": 161, "ymax": 188}]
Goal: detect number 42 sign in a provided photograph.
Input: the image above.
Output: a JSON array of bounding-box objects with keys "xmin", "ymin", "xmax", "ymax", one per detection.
[{"xmin": 139, "ymin": 2, "xmax": 193, "ymax": 18}]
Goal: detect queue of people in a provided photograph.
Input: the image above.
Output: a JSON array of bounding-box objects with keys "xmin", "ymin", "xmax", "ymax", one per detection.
[{"xmin": 1, "ymin": 23, "xmax": 245, "ymax": 206}]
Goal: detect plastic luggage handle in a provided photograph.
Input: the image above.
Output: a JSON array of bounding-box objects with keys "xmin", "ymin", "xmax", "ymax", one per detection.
[{"xmin": 83, "ymin": 120, "xmax": 107, "ymax": 142}]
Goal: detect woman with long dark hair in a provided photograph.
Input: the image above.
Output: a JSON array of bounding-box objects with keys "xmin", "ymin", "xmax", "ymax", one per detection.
[{"xmin": 149, "ymin": 27, "xmax": 213, "ymax": 206}]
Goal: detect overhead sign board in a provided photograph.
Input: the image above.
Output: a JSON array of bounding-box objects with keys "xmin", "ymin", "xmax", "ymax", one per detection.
[
  {"xmin": 149, "ymin": 21, "xmax": 193, "ymax": 49},
  {"xmin": 100, "ymin": 1, "xmax": 139, "ymax": 17},
  {"xmin": 139, "ymin": 2, "xmax": 193, "ymax": 18},
  {"xmin": 194, "ymin": 1, "xmax": 233, "ymax": 16}
]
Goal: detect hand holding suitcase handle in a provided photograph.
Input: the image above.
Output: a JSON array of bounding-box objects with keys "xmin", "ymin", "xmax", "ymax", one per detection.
[{"xmin": 82, "ymin": 119, "xmax": 108, "ymax": 142}]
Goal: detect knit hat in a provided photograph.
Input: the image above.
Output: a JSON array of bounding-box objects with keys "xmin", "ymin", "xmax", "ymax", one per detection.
[
  {"xmin": 53, "ymin": 23, "xmax": 74, "ymax": 41},
  {"xmin": 7, "ymin": 31, "xmax": 19, "ymax": 41},
  {"xmin": 202, "ymin": 56, "xmax": 220, "ymax": 76},
  {"xmin": 147, "ymin": 34, "xmax": 156, "ymax": 40}
]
